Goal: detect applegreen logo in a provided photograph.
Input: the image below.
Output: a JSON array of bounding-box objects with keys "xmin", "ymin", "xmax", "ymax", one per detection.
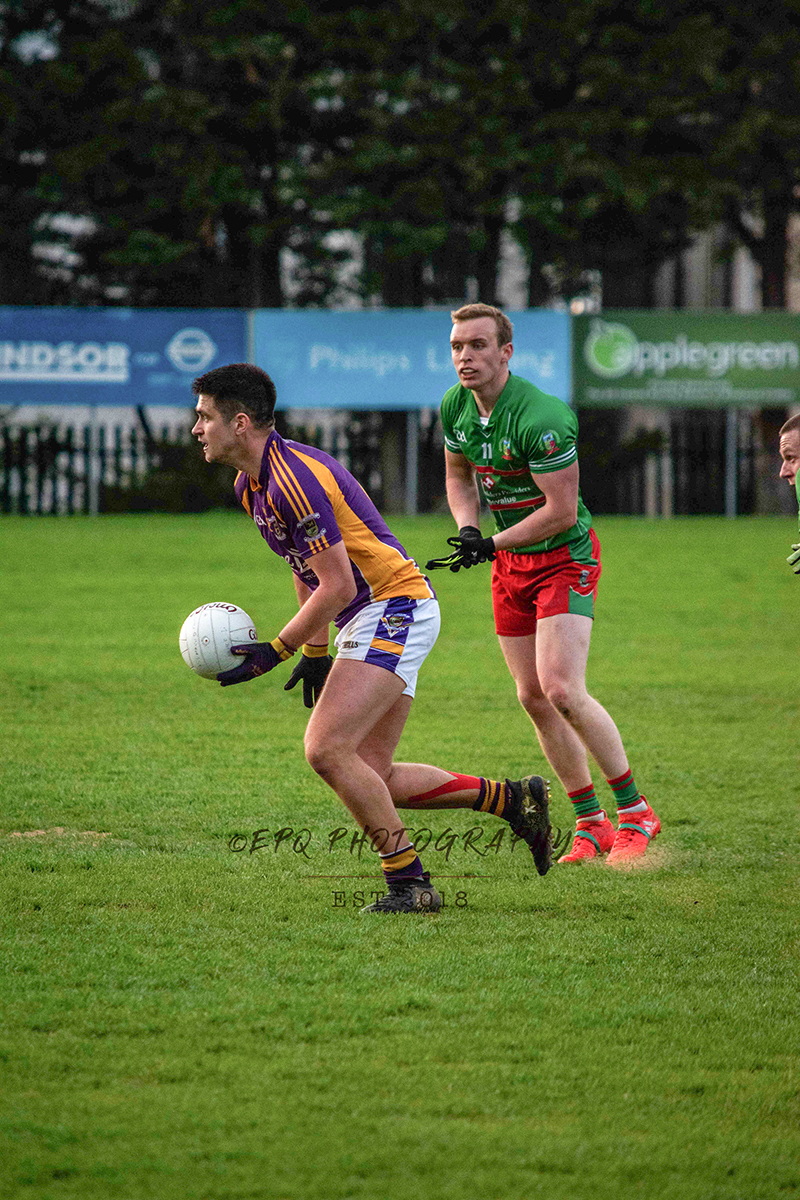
[{"xmin": 584, "ymin": 319, "xmax": 639, "ymax": 378}]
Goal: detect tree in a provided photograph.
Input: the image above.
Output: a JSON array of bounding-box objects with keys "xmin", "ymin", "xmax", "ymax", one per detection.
[
  {"xmin": 703, "ymin": 0, "xmax": 800, "ymax": 308},
  {"xmin": 14, "ymin": 0, "xmax": 355, "ymax": 305},
  {"xmin": 291, "ymin": 0, "xmax": 534, "ymax": 307},
  {"xmin": 4, "ymin": 0, "xmax": 800, "ymax": 310},
  {"xmin": 541, "ymin": 0, "xmax": 800, "ymax": 310},
  {"xmin": 0, "ymin": 0, "xmax": 78, "ymax": 304},
  {"xmin": 508, "ymin": 0, "xmax": 730, "ymax": 307}
]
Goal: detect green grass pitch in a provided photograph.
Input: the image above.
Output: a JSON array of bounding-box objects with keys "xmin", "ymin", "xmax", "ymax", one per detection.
[{"xmin": 1, "ymin": 511, "xmax": 798, "ymax": 1200}]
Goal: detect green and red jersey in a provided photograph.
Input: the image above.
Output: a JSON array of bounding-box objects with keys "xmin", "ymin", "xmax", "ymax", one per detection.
[{"xmin": 440, "ymin": 372, "xmax": 594, "ymax": 558}]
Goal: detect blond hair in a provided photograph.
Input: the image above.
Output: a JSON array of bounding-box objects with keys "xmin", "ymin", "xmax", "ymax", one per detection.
[
  {"xmin": 779, "ymin": 413, "xmax": 800, "ymax": 437},
  {"xmin": 450, "ymin": 303, "xmax": 513, "ymax": 347}
]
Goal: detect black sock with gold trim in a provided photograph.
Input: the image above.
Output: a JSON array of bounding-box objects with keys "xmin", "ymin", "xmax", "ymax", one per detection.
[
  {"xmin": 471, "ymin": 778, "xmax": 510, "ymax": 818},
  {"xmin": 379, "ymin": 842, "xmax": 425, "ymax": 883}
]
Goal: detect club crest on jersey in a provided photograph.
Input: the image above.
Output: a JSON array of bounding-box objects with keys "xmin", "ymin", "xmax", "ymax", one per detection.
[
  {"xmin": 266, "ymin": 513, "xmax": 288, "ymax": 541},
  {"xmin": 299, "ymin": 512, "xmax": 325, "ymax": 542},
  {"xmin": 501, "ymin": 437, "xmax": 513, "ymax": 461},
  {"xmin": 541, "ymin": 430, "xmax": 559, "ymax": 456}
]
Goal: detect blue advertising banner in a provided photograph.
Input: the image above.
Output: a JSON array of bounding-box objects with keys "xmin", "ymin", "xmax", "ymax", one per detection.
[
  {"xmin": 0, "ymin": 308, "xmax": 247, "ymax": 406},
  {"xmin": 252, "ymin": 308, "xmax": 571, "ymax": 409}
]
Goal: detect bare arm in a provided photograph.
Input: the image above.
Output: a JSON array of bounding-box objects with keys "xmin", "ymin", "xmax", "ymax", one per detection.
[
  {"xmin": 491, "ymin": 462, "xmax": 580, "ymax": 552},
  {"xmin": 277, "ymin": 541, "xmax": 356, "ymax": 649},
  {"xmin": 291, "ymin": 573, "xmax": 331, "ymax": 647},
  {"xmin": 444, "ymin": 449, "xmax": 481, "ymax": 529}
]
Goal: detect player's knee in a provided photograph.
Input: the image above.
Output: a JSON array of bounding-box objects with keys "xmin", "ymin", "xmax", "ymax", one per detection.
[
  {"xmin": 367, "ymin": 758, "xmax": 394, "ymax": 786},
  {"xmin": 540, "ymin": 675, "xmax": 579, "ymax": 718},
  {"xmin": 516, "ymin": 684, "xmax": 550, "ymax": 720},
  {"xmin": 304, "ymin": 734, "xmax": 339, "ymax": 780}
]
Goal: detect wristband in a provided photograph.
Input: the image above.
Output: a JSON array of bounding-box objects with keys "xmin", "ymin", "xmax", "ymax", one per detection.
[
  {"xmin": 270, "ymin": 636, "xmax": 297, "ymax": 661},
  {"xmin": 302, "ymin": 643, "xmax": 330, "ymax": 658}
]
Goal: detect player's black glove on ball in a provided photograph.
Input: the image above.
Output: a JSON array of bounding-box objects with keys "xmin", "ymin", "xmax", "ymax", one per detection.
[
  {"xmin": 425, "ymin": 526, "xmax": 496, "ymax": 572},
  {"xmin": 217, "ymin": 640, "xmax": 285, "ymax": 686},
  {"xmin": 284, "ymin": 649, "xmax": 333, "ymax": 708}
]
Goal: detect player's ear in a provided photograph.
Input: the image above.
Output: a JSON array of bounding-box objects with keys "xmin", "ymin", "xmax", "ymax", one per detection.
[
  {"xmin": 502, "ymin": 341, "xmax": 513, "ymax": 364},
  {"xmin": 233, "ymin": 411, "xmax": 251, "ymax": 435}
]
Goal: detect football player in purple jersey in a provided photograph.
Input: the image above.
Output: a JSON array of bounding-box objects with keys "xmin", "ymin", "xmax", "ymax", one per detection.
[{"xmin": 190, "ymin": 362, "xmax": 553, "ymax": 913}]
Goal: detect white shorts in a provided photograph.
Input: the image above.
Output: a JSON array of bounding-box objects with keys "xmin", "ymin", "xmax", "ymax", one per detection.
[{"xmin": 333, "ymin": 596, "xmax": 440, "ymax": 698}]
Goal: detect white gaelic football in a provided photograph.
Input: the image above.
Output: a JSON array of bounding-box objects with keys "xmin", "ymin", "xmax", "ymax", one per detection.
[{"xmin": 179, "ymin": 602, "xmax": 258, "ymax": 679}]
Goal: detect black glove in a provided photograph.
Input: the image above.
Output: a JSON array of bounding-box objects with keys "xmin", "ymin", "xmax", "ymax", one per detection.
[
  {"xmin": 217, "ymin": 637, "xmax": 294, "ymax": 687},
  {"xmin": 284, "ymin": 646, "xmax": 333, "ymax": 708},
  {"xmin": 457, "ymin": 525, "xmax": 496, "ymax": 563},
  {"xmin": 425, "ymin": 526, "xmax": 496, "ymax": 572}
]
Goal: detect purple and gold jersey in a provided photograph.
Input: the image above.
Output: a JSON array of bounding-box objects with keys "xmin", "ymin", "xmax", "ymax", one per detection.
[{"xmin": 234, "ymin": 430, "xmax": 434, "ymax": 628}]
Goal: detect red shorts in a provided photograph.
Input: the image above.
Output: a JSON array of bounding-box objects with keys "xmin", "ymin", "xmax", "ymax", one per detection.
[{"xmin": 491, "ymin": 529, "xmax": 602, "ymax": 636}]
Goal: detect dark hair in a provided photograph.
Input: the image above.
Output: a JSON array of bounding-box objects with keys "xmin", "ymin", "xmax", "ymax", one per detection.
[{"xmin": 192, "ymin": 363, "xmax": 277, "ymax": 428}]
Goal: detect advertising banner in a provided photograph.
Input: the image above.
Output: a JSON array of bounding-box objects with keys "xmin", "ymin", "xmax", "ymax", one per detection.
[
  {"xmin": 252, "ymin": 308, "xmax": 571, "ymax": 409},
  {"xmin": 573, "ymin": 310, "xmax": 800, "ymax": 408},
  {"xmin": 0, "ymin": 307, "xmax": 247, "ymax": 406}
]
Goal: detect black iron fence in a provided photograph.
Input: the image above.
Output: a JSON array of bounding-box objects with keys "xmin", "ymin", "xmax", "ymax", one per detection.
[
  {"xmin": 1, "ymin": 423, "xmax": 183, "ymax": 515},
  {"xmin": 0, "ymin": 408, "xmax": 780, "ymax": 517},
  {"xmin": 576, "ymin": 408, "xmax": 765, "ymax": 517},
  {"xmin": 0, "ymin": 416, "xmax": 402, "ymax": 516}
]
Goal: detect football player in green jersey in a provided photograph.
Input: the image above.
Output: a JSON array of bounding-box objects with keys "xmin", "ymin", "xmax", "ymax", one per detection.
[
  {"xmin": 778, "ymin": 414, "xmax": 800, "ymax": 575},
  {"xmin": 430, "ymin": 303, "xmax": 660, "ymax": 865}
]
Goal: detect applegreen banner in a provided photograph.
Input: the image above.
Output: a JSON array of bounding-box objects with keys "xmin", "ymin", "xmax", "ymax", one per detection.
[{"xmin": 573, "ymin": 310, "xmax": 800, "ymax": 407}]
